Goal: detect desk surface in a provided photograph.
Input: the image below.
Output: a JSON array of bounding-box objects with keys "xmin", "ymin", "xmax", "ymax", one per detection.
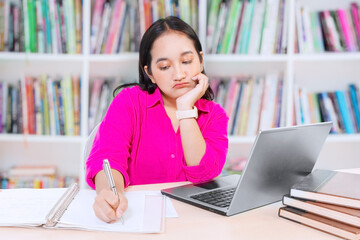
[{"xmin": 2, "ymin": 168, "xmax": 359, "ymax": 240}]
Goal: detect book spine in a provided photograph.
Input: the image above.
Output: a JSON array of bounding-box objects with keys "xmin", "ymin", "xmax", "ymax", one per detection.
[
  {"xmin": 349, "ymin": 84, "xmax": 360, "ymax": 131},
  {"xmin": 90, "ymin": 0, "xmax": 105, "ymax": 54},
  {"xmin": 12, "ymin": 3, "xmax": 20, "ymax": 52},
  {"xmin": 43, "ymin": 0, "xmax": 52, "ymax": 53},
  {"xmin": 335, "ymin": 90, "xmax": 354, "ymax": 134},
  {"xmin": 34, "ymin": 0, "xmax": 44, "ymax": 53},
  {"xmin": 351, "ymin": 3, "xmax": 360, "ymax": 48},
  {"xmin": 74, "ymin": 0, "xmax": 81, "ymax": 53},
  {"xmin": 105, "ymin": 0, "xmax": 123, "ymax": 54},
  {"xmin": 337, "ymin": 9, "xmax": 354, "ymax": 52},
  {"xmin": 1, "ymin": 1, "xmax": 8, "ymax": 51},
  {"xmin": 41, "ymin": 75, "xmax": 50, "ymax": 135},
  {"xmin": 72, "ymin": 75, "xmax": 80, "ymax": 136}
]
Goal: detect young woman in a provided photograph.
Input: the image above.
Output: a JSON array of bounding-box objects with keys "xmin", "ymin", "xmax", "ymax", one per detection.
[{"xmin": 86, "ymin": 16, "xmax": 229, "ymax": 223}]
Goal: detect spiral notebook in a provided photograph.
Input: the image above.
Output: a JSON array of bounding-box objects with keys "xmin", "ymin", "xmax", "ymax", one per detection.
[{"xmin": 0, "ymin": 183, "xmax": 170, "ymax": 233}]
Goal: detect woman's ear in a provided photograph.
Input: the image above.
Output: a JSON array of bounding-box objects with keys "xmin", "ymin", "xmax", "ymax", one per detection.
[
  {"xmin": 144, "ymin": 66, "xmax": 155, "ymax": 84},
  {"xmin": 199, "ymin": 51, "xmax": 204, "ymax": 72}
]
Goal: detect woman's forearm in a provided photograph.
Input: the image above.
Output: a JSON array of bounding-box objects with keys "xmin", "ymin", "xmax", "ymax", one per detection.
[
  {"xmin": 179, "ymin": 118, "xmax": 206, "ymax": 166},
  {"xmin": 94, "ymin": 169, "xmax": 125, "ymax": 194}
]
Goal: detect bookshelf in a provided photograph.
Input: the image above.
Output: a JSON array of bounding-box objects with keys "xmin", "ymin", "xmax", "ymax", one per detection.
[{"xmin": 1, "ymin": 0, "xmax": 360, "ymax": 189}]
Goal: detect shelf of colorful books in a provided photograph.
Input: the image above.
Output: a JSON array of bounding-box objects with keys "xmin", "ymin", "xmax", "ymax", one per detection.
[
  {"xmin": 0, "ymin": 134, "xmax": 84, "ymax": 143},
  {"xmin": 205, "ymin": 0, "xmax": 289, "ymax": 55},
  {"xmin": 294, "ymin": 0, "xmax": 360, "ymax": 54}
]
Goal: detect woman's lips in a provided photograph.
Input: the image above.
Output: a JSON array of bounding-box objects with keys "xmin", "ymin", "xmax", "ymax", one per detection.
[{"xmin": 173, "ymin": 82, "xmax": 190, "ymax": 88}]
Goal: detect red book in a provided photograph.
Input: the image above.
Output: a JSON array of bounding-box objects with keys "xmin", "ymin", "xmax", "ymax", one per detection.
[{"xmin": 25, "ymin": 76, "xmax": 35, "ymax": 134}]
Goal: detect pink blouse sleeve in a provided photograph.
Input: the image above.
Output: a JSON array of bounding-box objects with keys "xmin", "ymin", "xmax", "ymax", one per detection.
[
  {"xmin": 182, "ymin": 104, "xmax": 229, "ymax": 183},
  {"xmin": 86, "ymin": 88, "xmax": 134, "ymax": 189}
]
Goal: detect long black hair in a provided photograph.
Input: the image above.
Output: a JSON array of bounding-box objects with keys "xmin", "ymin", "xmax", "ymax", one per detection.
[{"xmin": 113, "ymin": 16, "xmax": 214, "ymax": 100}]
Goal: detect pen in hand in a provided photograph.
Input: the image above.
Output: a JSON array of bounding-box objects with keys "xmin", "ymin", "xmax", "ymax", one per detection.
[{"xmin": 103, "ymin": 159, "xmax": 125, "ymax": 224}]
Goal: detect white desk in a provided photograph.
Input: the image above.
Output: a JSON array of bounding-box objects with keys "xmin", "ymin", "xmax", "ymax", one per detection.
[{"xmin": 1, "ymin": 168, "xmax": 358, "ymax": 240}]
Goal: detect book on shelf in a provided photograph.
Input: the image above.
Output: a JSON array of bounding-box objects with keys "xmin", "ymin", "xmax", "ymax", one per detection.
[
  {"xmin": 90, "ymin": 0, "xmax": 198, "ymax": 54},
  {"xmin": 0, "ymin": 0, "xmax": 82, "ymax": 53},
  {"xmin": 290, "ymin": 169, "xmax": 360, "ymax": 209},
  {"xmin": 0, "ymin": 75, "xmax": 81, "ymax": 136},
  {"xmin": 279, "ymin": 206, "xmax": 360, "ymax": 240},
  {"xmin": 206, "ymin": 0, "xmax": 288, "ymax": 54},
  {"xmin": 88, "ymin": 77, "xmax": 123, "ymax": 134},
  {"xmin": 1, "ymin": 165, "xmax": 78, "ymax": 189},
  {"xmin": 283, "ymin": 194, "xmax": 360, "ymax": 228},
  {"xmin": 295, "ymin": 2, "xmax": 360, "ymax": 53},
  {"xmin": 0, "ymin": 183, "xmax": 168, "ymax": 233},
  {"xmin": 293, "ymin": 83, "xmax": 360, "ymax": 134},
  {"xmin": 212, "ymin": 73, "xmax": 285, "ymax": 136}
]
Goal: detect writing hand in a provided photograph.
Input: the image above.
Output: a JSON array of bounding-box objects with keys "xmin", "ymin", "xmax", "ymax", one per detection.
[
  {"xmin": 176, "ymin": 73, "xmax": 209, "ymax": 110},
  {"xmin": 93, "ymin": 188, "xmax": 128, "ymax": 223}
]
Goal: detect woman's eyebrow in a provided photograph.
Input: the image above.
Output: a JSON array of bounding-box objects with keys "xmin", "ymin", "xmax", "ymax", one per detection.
[
  {"xmin": 156, "ymin": 57, "xmax": 168, "ymax": 64},
  {"xmin": 181, "ymin": 50, "xmax": 194, "ymax": 56}
]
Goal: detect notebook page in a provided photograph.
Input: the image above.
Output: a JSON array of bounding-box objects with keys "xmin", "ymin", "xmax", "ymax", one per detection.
[
  {"xmin": 0, "ymin": 188, "xmax": 67, "ymax": 227},
  {"xmin": 58, "ymin": 190, "xmax": 147, "ymax": 232},
  {"xmin": 58, "ymin": 190, "xmax": 176, "ymax": 232}
]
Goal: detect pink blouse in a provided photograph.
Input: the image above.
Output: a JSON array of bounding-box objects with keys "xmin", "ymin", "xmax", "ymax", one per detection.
[{"xmin": 86, "ymin": 86, "xmax": 229, "ymax": 189}]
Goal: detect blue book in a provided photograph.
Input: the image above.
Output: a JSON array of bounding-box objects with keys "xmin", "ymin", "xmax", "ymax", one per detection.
[
  {"xmin": 349, "ymin": 84, "xmax": 360, "ymax": 132},
  {"xmin": 335, "ymin": 91, "xmax": 354, "ymax": 134}
]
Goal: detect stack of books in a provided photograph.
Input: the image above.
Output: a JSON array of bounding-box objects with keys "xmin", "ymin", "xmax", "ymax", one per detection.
[
  {"xmin": 1, "ymin": 165, "xmax": 78, "ymax": 189},
  {"xmin": 279, "ymin": 169, "xmax": 360, "ymax": 240}
]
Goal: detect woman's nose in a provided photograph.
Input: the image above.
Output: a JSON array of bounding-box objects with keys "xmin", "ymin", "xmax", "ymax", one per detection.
[{"xmin": 173, "ymin": 64, "xmax": 186, "ymax": 81}]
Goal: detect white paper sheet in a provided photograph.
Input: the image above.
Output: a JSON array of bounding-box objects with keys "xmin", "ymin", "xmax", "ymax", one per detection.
[{"xmin": 0, "ymin": 188, "xmax": 67, "ymax": 226}]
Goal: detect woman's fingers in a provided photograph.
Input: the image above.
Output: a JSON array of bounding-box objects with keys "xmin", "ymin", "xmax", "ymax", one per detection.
[
  {"xmin": 116, "ymin": 192, "xmax": 128, "ymax": 218},
  {"xmin": 93, "ymin": 189, "xmax": 128, "ymax": 223}
]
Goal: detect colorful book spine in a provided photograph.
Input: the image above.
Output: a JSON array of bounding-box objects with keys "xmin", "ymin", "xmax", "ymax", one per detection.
[
  {"xmin": 90, "ymin": 0, "xmax": 106, "ymax": 54},
  {"xmin": 351, "ymin": 3, "xmax": 360, "ymax": 48},
  {"xmin": 335, "ymin": 90, "xmax": 354, "ymax": 134},
  {"xmin": 62, "ymin": 76, "xmax": 74, "ymax": 135},
  {"xmin": 72, "ymin": 75, "xmax": 80, "ymax": 136},
  {"xmin": 74, "ymin": 0, "xmax": 82, "ymax": 53},
  {"xmin": 349, "ymin": 84, "xmax": 360, "ymax": 131}
]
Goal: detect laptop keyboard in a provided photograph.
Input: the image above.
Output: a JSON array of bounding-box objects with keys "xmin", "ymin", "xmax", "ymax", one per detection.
[{"xmin": 190, "ymin": 187, "xmax": 236, "ymax": 208}]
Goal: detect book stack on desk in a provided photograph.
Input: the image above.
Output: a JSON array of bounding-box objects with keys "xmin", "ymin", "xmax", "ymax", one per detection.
[
  {"xmin": 278, "ymin": 169, "xmax": 360, "ymax": 240},
  {"xmin": 1, "ymin": 165, "xmax": 78, "ymax": 189}
]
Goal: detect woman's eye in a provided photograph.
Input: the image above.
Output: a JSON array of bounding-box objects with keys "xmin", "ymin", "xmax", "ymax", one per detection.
[
  {"xmin": 183, "ymin": 60, "xmax": 192, "ymax": 64},
  {"xmin": 160, "ymin": 66, "xmax": 169, "ymax": 70}
]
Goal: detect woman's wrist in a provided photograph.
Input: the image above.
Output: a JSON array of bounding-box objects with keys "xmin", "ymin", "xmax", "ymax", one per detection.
[{"xmin": 176, "ymin": 100, "xmax": 194, "ymax": 110}]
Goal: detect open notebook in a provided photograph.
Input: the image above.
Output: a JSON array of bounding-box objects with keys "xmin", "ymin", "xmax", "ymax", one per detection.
[{"xmin": 0, "ymin": 183, "xmax": 176, "ymax": 233}]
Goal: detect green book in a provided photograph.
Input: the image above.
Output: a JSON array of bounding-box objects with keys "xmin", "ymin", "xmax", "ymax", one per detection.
[
  {"xmin": 258, "ymin": 0, "xmax": 268, "ymax": 53},
  {"xmin": 220, "ymin": 0, "xmax": 239, "ymax": 53},
  {"xmin": 27, "ymin": 0, "xmax": 37, "ymax": 52},
  {"xmin": 41, "ymin": 75, "xmax": 50, "ymax": 135},
  {"xmin": 240, "ymin": 0, "xmax": 255, "ymax": 54},
  {"xmin": 22, "ymin": 0, "xmax": 30, "ymax": 52},
  {"xmin": 206, "ymin": 0, "xmax": 221, "ymax": 52}
]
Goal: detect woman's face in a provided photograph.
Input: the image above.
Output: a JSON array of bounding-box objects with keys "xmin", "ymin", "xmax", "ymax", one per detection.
[{"xmin": 145, "ymin": 31, "xmax": 203, "ymax": 101}]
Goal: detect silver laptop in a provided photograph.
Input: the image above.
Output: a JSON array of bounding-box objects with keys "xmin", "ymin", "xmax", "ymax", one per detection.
[{"xmin": 161, "ymin": 122, "xmax": 332, "ymax": 216}]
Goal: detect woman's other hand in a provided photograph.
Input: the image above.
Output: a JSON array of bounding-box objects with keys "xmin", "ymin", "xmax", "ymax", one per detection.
[{"xmin": 176, "ymin": 73, "xmax": 209, "ymax": 110}]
